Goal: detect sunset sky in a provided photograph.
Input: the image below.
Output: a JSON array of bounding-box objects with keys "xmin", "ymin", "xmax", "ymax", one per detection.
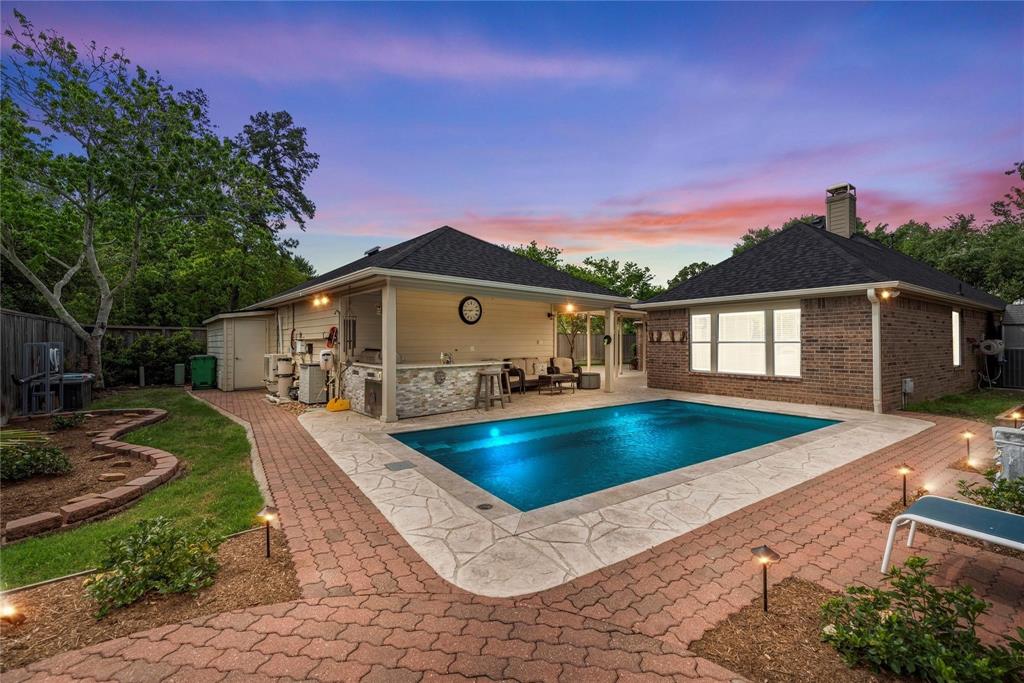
[{"xmin": 6, "ymin": 2, "xmax": 1023, "ymax": 283}]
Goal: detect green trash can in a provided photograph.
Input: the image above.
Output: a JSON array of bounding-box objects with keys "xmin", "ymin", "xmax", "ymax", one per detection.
[{"xmin": 189, "ymin": 355, "xmax": 216, "ymax": 390}]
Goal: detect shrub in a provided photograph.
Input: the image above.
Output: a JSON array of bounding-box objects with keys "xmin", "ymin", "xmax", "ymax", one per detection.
[
  {"xmin": 0, "ymin": 443, "xmax": 72, "ymax": 481},
  {"xmin": 958, "ymin": 469, "xmax": 1024, "ymax": 515},
  {"xmin": 821, "ymin": 556, "xmax": 1024, "ymax": 682},
  {"xmin": 84, "ymin": 517, "xmax": 220, "ymax": 617},
  {"xmin": 52, "ymin": 413, "xmax": 86, "ymax": 430},
  {"xmin": 102, "ymin": 331, "xmax": 205, "ymax": 387}
]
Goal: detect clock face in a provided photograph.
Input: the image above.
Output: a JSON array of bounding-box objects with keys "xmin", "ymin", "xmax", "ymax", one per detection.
[{"xmin": 459, "ymin": 296, "xmax": 482, "ymax": 324}]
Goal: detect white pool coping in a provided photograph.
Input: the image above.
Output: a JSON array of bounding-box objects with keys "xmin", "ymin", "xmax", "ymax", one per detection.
[{"xmin": 300, "ymin": 382, "xmax": 931, "ymax": 597}]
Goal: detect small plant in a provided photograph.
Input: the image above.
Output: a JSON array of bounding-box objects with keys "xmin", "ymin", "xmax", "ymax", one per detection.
[
  {"xmin": 0, "ymin": 442, "xmax": 71, "ymax": 481},
  {"xmin": 84, "ymin": 517, "xmax": 220, "ymax": 618},
  {"xmin": 52, "ymin": 413, "xmax": 86, "ymax": 430},
  {"xmin": 821, "ymin": 556, "xmax": 1024, "ymax": 682},
  {"xmin": 958, "ymin": 469, "xmax": 1024, "ymax": 515}
]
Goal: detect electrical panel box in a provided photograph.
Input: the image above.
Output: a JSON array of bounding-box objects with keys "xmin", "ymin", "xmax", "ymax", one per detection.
[{"xmin": 299, "ymin": 363, "xmax": 327, "ymax": 404}]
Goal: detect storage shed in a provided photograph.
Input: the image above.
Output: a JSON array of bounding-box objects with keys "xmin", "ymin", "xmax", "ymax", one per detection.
[{"xmin": 203, "ymin": 311, "xmax": 276, "ymax": 391}]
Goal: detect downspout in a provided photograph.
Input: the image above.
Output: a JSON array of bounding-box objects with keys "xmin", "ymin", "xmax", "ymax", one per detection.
[{"xmin": 866, "ymin": 288, "xmax": 883, "ymax": 414}]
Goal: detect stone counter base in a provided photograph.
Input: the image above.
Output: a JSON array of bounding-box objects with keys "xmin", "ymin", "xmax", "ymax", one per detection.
[{"xmin": 2, "ymin": 409, "xmax": 181, "ymax": 543}]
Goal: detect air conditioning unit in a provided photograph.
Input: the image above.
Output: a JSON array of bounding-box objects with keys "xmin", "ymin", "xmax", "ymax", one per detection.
[
  {"xmin": 299, "ymin": 363, "xmax": 327, "ymax": 404},
  {"xmin": 978, "ymin": 339, "xmax": 1005, "ymax": 356},
  {"xmin": 264, "ymin": 354, "xmax": 292, "ymax": 386}
]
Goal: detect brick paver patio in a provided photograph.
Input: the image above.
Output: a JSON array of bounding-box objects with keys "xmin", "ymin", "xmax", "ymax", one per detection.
[{"xmin": 9, "ymin": 390, "xmax": 1023, "ymax": 682}]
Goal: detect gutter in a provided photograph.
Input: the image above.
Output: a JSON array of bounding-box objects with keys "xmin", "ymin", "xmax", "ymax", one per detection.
[
  {"xmin": 634, "ymin": 280, "xmax": 1003, "ymax": 312},
  {"xmin": 245, "ymin": 267, "xmax": 635, "ymax": 310},
  {"xmin": 866, "ymin": 288, "xmax": 883, "ymax": 414}
]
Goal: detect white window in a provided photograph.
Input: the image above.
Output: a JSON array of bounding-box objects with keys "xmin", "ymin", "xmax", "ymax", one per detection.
[
  {"xmin": 690, "ymin": 313, "xmax": 711, "ymax": 372},
  {"xmin": 773, "ymin": 309, "xmax": 801, "ymax": 377},
  {"xmin": 717, "ymin": 311, "xmax": 766, "ymax": 375},
  {"xmin": 952, "ymin": 310, "xmax": 961, "ymax": 367}
]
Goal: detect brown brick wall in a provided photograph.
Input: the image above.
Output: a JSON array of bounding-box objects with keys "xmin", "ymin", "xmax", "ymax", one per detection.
[
  {"xmin": 646, "ymin": 296, "xmax": 874, "ymax": 411},
  {"xmin": 880, "ymin": 296, "xmax": 987, "ymax": 411}
]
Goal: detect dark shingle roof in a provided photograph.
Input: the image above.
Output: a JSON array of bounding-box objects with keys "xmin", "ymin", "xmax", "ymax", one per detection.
[
  {"xmin": 643, "ymin": 220, "xmax": 1004, "ymax": 309},
  {"xmin": 265, "ymin": 226, "xmax": 623, "ymax": 302}
]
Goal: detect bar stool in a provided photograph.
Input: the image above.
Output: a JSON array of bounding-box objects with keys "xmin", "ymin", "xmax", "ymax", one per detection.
[
  {"xmin": 475, "ymin": 368, "xmax": 507, "ymax": 411},
  {"xmin": 499, "ymin": 368, "xmax": 513, "ymax": 404}
]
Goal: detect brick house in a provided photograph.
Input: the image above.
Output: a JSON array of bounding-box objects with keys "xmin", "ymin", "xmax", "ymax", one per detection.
[{"xmin": 635, "ymin": 184, "xmax": 1005, "ymax": 413}]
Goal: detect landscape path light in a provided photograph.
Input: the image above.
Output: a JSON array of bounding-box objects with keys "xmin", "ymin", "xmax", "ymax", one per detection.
[
  {"xmin": 751, "ymin": 545, "xmax": 781, "ymax": 612},
  {"xmin": 1012, "ymin": 411, "xmax": 1021, "ymax": 429},
  {"xmin": 0, "ymin": 600, "xmax": 24, "ymax": 625},
  {"xmin": 897, "ymin": 464, "xmax": 913, "ymax": 506},
  {"xmin": 258, "ymin": 505, "xmax": 278, "ymax": 558},
  {"xmin": 962, "ymin": 430, "xmax": 974, "ymax": 467}
]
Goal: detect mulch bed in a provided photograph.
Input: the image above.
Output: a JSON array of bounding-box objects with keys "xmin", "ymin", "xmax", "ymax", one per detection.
[
  {"xmin": 871, "ymin": 491, "xmax": 1024, "ymax": 562},
  {"xmin": 691, "ymin": 577, "xmax": 904, "ymax": 682},
  {"xmin": 0, "ymin": 527, "xmax": 299, "ymax": 672},
  {"xmin": 1, "ymin": 415, "xmax": 149, "ymax": 527}
]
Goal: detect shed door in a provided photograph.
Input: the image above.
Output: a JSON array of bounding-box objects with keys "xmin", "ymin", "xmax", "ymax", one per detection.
[{"xmin": 233, "ymin": 318, "xmax": 267, "ymax": 389}]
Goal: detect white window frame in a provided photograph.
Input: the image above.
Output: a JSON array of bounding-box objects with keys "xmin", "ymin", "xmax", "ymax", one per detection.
[
  {"xmin": 689, "ymin": 302, "xmax": 801, "ymax": 378},
  {"xmin": 690, "ymin": 313, "xmax": 712, "ymax": 372},
  {"xmin": 952, "ymin": 310, "xmax": 962, "ymax": 367}
]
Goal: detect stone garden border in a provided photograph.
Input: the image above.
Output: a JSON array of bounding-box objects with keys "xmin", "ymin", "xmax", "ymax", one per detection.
[{"xmin": 2, "ymin": 409, "xmax": 182, "ymax": 543}]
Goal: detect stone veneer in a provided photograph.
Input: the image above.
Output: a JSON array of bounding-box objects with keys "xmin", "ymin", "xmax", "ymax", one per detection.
[
  {"xmin": 395, "ymin": 365, "xmax": 499, "ymax": 419},
  {"xmin": 2, "ymin": 409, "xmax": 182, "ymax": 542}
]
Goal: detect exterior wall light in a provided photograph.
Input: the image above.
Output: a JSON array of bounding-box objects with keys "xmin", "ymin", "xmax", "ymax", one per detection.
[
  {"xmin": 751, "ymin": 545, "xmax": 781, "ymax": 612},
  {"xmin": 0, "ymin": 600, "xmax": 24, "ymax": 625},
  {"xmin": 312, "ymin": 294, "xmax": 330, "ymax": 307},
  {"xmin": 897, "ymin": 464, "xmax": 913, "ymax": 506},
  {"xmin": 258, "ymin": 505, "xmax": 278, "ymax": 558}
]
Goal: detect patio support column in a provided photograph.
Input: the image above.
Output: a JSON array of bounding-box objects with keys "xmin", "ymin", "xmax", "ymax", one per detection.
[
  {"xmin": 382, "ymin": 281, "xmax": 398, "ymax": 422},
  {"xmin": 586, "ymin": 314, "xmax": 592, "ymax": 370},
  {"xmin": 604, "ymin": 308, "xmax": 616, "ymax": 392}
]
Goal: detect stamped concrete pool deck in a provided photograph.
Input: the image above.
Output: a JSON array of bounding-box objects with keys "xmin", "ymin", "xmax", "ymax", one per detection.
[{"xmin": 300, "ymin": 378, "xmax": 931, "ymax": 596}]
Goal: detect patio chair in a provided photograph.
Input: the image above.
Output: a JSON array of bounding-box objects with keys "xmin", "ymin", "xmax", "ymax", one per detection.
[
  {"xmin": 880, "ymin": 495, "xmax": 1024, "ymax": 572},
  {"xmin": 548, "ymin": 356, "xmax": 582, "ymax": 383}
]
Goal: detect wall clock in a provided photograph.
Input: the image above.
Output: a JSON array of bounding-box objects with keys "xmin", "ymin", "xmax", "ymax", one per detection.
[{"xmin": 458, "ymin": 296, "xmax": 482, "ymax": 325}]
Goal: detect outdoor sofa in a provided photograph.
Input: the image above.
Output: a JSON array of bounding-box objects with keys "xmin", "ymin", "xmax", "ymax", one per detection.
[{"xmin": 504, "ymin": 356, "xmax": 582, "ymax": 394}]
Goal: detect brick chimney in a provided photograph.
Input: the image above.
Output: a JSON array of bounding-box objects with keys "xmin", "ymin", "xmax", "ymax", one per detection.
[{"xmin": 825, "ymin": 183, "xmax": 856, "ymax": 238}]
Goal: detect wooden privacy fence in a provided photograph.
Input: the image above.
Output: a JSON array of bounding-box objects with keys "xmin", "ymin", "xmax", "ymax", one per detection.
[{"xmin": 1, "ymin": 309, "xmax": 206, "ymax": 412}]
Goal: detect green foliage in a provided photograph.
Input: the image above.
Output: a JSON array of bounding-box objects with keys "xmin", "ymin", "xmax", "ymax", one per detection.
[
  {"xmin": 52, "ymin": 413, "xmax": 86, "ymax": 430},
  {"xmin": 958, "ymin": 469, "xmax": 1024, "ymax": 515},
  {"xmin": 102, "ymin": 331, "xmax": 205, "ymax": 386},
  {"xmin": 667, "ymin": 261, "xmax": 711, "ymax": 289},
  {"xmin": 84, "ymin": 517, "xmax": 220, "ymax": 618},
  {"xmin": 1, "ymin": 389, "xmax": 261, "ymax": 589},
  {"xmin": 0, "ymin": 442, "xmax": 71, "ymax": 481},
  {"xmin": 821, "ymin": 556, "xmax": 1024, "ymax": 682},
  {"xmin": 506, "ymin": 241, "xmax": 662, "ymax": 300}
]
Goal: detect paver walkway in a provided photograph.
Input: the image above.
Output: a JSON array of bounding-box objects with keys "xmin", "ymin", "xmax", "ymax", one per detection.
[{"xmin": 10, "ymin": 390, "xmax": 1023, "ymax": 682}]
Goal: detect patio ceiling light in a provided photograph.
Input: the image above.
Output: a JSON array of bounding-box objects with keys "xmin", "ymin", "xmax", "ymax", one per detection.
[
  {"xmin": 751, "ymin": 545, "xmax": 780, "ymax": 612},
  {"xmin": 566, "ymin": 303, "xmax": 575, "ymax": 312},
  {"xmin": 313, "ymin": 294, "xmax": 330, "ymax": 307}
]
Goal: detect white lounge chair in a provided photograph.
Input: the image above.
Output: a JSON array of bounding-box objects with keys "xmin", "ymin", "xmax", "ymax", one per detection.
[{"xmin": 880, "ymin": 495, "xmax": 1024, "ymax": 572}]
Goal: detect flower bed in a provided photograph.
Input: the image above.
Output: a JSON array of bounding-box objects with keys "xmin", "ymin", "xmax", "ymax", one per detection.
[{"xmin": 1, "ymin": 410, "xmax": 182, "ymax": 542}]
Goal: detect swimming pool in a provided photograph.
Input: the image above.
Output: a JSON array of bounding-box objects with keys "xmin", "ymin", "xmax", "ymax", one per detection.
[{"xmin": 392, "ymin": 400, "xmax": 839, "ymax": 511}]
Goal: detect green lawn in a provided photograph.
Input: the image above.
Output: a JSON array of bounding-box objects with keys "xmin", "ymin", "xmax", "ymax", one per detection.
[
  {"xmin": 906, "ymin": 388, "xmax": 1023, "ymax": 424},
  {"xmin": 0, "ymin": 388, "xmax": 262, "ymax": 589}
]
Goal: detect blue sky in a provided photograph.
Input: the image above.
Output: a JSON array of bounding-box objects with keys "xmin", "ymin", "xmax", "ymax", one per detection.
[{"xmin": 5, "ymin": 2, "xmax": 1023, "ymax": 283}]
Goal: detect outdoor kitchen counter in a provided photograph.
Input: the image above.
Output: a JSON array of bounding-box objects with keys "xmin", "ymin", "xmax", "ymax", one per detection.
[{"xmin": 342, "ymin": 361, "xmax": 506, "ymax": 419}]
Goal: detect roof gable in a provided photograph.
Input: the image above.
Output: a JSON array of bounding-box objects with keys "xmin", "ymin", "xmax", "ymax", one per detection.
[
  {"xmin": 266, "ymin": 226, "xmax": 622, "ymax": 302},
  {"xmin": 644, "ymin": 221, "xmax": 1003, "ymax": 309}
]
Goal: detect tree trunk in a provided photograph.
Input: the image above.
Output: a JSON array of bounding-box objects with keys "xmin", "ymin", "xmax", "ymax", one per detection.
[{"xmin": 86, "ymin": 335, "xmax": 105, "ymax": 389}]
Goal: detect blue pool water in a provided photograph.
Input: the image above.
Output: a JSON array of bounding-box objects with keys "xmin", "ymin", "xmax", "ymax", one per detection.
[{"xmin": 392, "ymin": 400, "xmax": 838, "ymax": 511}]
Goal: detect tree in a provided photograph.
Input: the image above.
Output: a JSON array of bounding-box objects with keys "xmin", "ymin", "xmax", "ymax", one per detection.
[
  {"xmin": 667, "ymin": 261, "xmax": 711, "ymax": 289},
  {"xmin": 1, "ymin": 13, "xmax": 226, "ymax": 385},
  {"xmin": 566, "ymin": 257, "xmax": 664, "ymax": 300},
  {"xmin": 507, "ymin": 241, "xmax": 564, "ymax": 269}
]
